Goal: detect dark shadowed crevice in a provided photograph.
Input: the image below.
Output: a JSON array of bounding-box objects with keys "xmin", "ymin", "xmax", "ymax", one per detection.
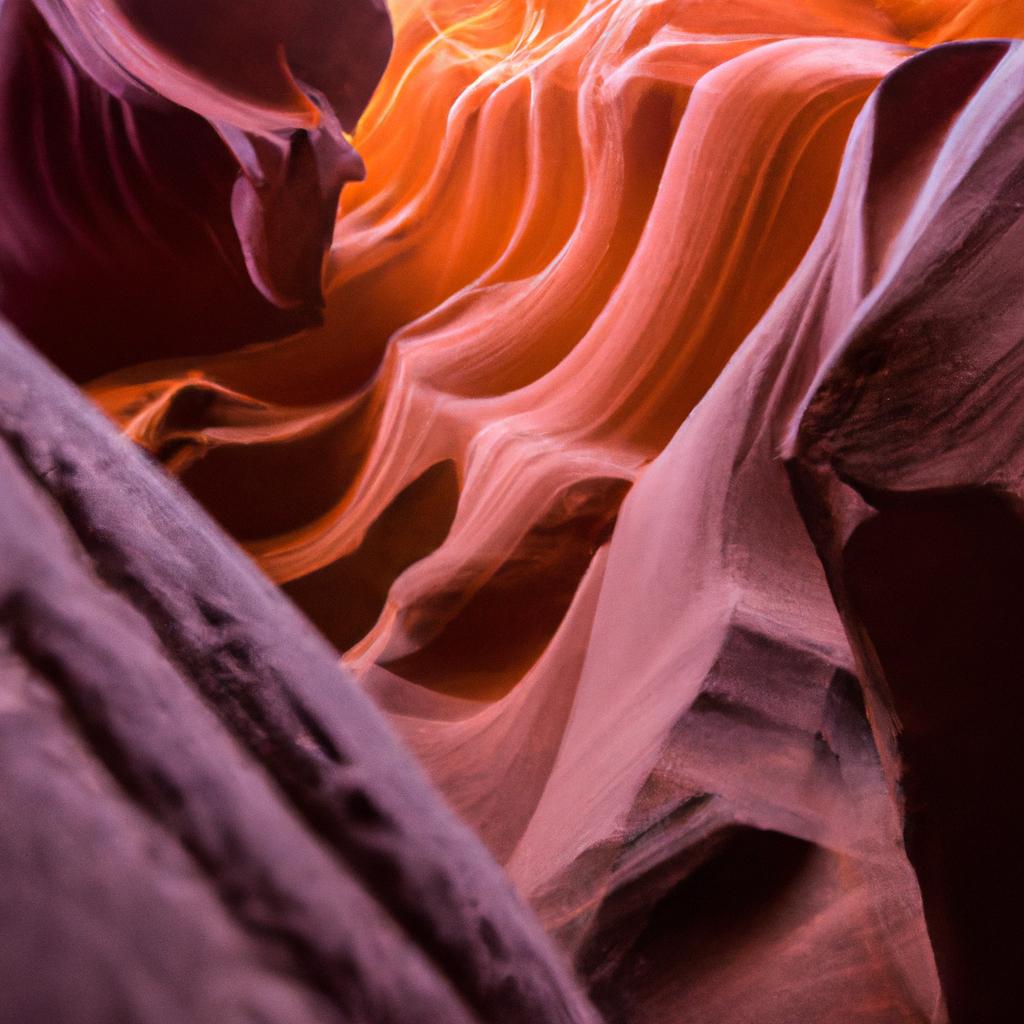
[
  {"xmin": 382, "ymin": 476, "xmax": 630, "ymax": 700},
  {"xmin": 181, "ymin": 397, "xmax": 376, "ymax": 542},
  {"xmin": 589, "ymin": 828, "xmax": 815, "ymax": 1024},
  {"xmin": 284, "ymin": 459, "xmax": 460, "ymax": 652},
  {"xmin": 843, "ymin": 486, "xmax": 1024, "ymax": 1024}
]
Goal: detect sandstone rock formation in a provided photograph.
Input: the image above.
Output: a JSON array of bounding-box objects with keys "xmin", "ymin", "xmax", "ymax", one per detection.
[
  {"xmin": 0, "ymin": 0, "xmax": 391, "ymax": 379},
  {"xmin": 2, "ymin": 0, "xmax": 1023, "ymax": 1021}
]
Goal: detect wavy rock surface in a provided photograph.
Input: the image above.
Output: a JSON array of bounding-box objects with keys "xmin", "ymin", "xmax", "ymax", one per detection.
[
  {"xmin": 552, "ymin": 37, "xmax": 1024, "ymax": 1021},
  {"xmin": 3, "ymin": 0, "xmax": 1023, "ymax": 1021}
]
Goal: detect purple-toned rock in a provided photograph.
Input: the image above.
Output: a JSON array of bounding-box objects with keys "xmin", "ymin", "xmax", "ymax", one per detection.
[
  {"xmin": 0, "ymin": 0, "xmax": 391, "ymax": 380},
  {"xmin": 788, "ymin": 38, "xmax": 1024, "ymax": 1023},
  {"xmin": 0, "ymin": 319, "xmax": 599, "ymax": 1024}
]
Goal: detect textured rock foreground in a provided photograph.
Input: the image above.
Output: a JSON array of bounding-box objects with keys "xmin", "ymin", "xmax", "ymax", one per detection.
[{"xmin": 0, "ymin": 323, "xmax": 597, "ymax": 1023}]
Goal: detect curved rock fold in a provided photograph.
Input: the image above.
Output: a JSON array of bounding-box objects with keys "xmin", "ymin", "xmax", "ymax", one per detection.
[{"xmin": 1, "ymin": 0, "xmax": 1023, "ymax": 1021}]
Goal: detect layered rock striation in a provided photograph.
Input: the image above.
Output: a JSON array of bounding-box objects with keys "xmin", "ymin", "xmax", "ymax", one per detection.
[{"xmin": 1, "ymin": 1, "xmax": 1023, "ymax": 1021}]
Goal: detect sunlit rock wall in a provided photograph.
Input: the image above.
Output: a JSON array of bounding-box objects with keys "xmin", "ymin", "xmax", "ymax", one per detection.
[{"xmin": 2, "ymin": 1, "xmax": 1023, "ymax": 1021}]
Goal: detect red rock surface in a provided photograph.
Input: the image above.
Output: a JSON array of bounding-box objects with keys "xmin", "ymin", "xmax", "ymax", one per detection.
[{"xmin": 2, "ymin": 1, "xmax": 1024, "ymax": 1021}]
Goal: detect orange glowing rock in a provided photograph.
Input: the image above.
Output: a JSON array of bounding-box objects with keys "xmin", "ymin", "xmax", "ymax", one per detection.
[
  {"xmin": 21, "ymin": 0, "xmax": 1021, "ymax": 1019},
  {"xmin": 93, "ymin": 0, "xmax": 910, "ymax": 649}
]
